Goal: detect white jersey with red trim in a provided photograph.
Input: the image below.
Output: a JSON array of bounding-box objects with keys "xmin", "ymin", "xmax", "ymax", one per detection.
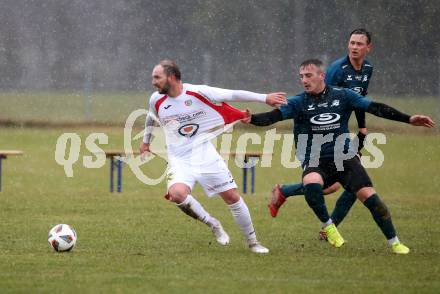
[{"xmin": 145, "ymin": 83, "xmax": 265, "ymax": 162}]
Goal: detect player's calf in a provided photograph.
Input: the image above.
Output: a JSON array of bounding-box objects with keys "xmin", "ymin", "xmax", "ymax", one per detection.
[
  {"xmin": 225, "ymin": 194, "xmax": 269, "ymax": 253},
  {"xmin": 362, "ymin": 193, "xmax": 409, "ymax": 254},
  {"xmin": 174, "ymin": 195, "xmax": 231, "ymax": 246}
]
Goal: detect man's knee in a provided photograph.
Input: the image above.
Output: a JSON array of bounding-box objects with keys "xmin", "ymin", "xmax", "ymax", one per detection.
[
  {"xmin": 219, "ymin": 188, "xmax": 240, "ymax": 205},
  {"xmin": 303, "ymin": 172, "xmax": 324, "ymax": 186},
  {"xmin": 356, "ymin": 186, "xmax": 376, "ymax": 202},
  {"xmin": 167, "ymin": 183, "xmax": 191, "ymax": 203}
]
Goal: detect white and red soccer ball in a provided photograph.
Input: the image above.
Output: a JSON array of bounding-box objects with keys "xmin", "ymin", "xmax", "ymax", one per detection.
[{"xmin": 48, "ymin": 224, "xmax": 77, "ymax": 252}]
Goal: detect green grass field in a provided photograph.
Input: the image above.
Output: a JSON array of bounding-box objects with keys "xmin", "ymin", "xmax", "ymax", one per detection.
[{"xmin": 0, "ymin": 124, "xmax": 439, "ymax": 293}]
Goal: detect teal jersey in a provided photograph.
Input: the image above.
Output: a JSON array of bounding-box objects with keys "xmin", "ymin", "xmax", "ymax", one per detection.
[
  {"xmin": 325, "ymin": 56, "xmax": 373, "ymax": 96},
  {"xmin": 279, "ymin": 86, "xmax": 372, "ymax": 165}
]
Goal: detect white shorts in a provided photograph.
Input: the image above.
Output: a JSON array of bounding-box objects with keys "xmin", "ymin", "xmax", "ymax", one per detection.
[{"xmin": 166, "ymin": 156, "xmax": 237, "ymax": 197}]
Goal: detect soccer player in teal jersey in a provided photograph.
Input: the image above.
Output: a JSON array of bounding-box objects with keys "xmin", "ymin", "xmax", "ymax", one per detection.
[
  {"xmin": 245, "ymin": 59, "xmax": 434, "ymax": 253},
  {"xmin": 271, "ymin": 29, "xmax": 374, "ymax": 237}
]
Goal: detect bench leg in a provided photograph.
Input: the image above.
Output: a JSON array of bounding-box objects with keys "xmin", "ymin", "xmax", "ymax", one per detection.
[
  {"xmin": 0, "ymin": 157, "xmax": 2, "ymax": 192},
  {"xmin": 117, "ymin": 159, "xmax": 122, "ymax": 193},
  {"xmin": 243, "ymin": 157, "xmax": 248, "ymax": 194},
  {"xmin": 110, "ymin": 157, "xmax": 114, "ymax": 193},
  {"xmin": 251, "ymin": 164, "xmax": 255, "ymax": 194}
]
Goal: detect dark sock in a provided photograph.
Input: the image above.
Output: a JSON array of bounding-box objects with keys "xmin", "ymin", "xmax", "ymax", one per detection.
[
  {"xmin": 331, "ymin": 190, "xmax": 357, "ymax": 226},
  {"xmin": 363, "ymin": 194, "xmax": 396, "ymax": 240},
  {"xmin": 280, "ymin": 183, "xmax": 304, "ymax": 198},
  {"xmin": 304, "ymin": 183, "xmax": 330, "ymax": 223}
]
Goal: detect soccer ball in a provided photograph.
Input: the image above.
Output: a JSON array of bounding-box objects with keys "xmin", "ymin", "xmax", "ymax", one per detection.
[{"xmin": 48, "ymin": 224, "xmax": 77, "ymax": 252}]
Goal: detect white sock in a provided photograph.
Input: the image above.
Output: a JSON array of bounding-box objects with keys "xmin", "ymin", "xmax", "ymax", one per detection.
[
  {"xmin": 177, "ymin": 195, "xmax": 214, "ymax": 227},
  {"xmin": 228, "ymin": 197, "xmax": 257, "ymax": 243},
  {"xmin": 321, "ymin": 218, "xmax": 333, "ymax": 228},
  {"xmin": 387, "ymin": 236, "xmax": 400, "ymax": 246}
]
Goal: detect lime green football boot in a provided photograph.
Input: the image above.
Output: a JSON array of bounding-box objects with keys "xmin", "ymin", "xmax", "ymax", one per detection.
[
  {"xmin": 323, "ymin": 223, "xmax": 345, "ymax": 248},
  {"xmin": 391, "ymin": 242, "xmax": 410, "ymax": 254}
]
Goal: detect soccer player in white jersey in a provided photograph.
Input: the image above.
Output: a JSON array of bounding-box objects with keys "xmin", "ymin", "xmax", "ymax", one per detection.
[{"xmin": 140, "ymin": 59, "xmax": 286, "ymax": 253}]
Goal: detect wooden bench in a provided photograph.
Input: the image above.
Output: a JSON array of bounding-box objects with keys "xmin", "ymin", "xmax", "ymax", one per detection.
[
  {"xmin": 0, "ymin": 150, "xmax": 24, "ymax": 192},
  {"xmin": 102, "ymin": 150, "xmax": 270, "ymax": 194},
  {"xmin": 103, "ymin": 150, "xmax": 140, "ymax": 193}
]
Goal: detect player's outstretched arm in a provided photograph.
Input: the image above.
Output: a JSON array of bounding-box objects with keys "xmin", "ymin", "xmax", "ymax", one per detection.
[
  {"xmin": 200, "ymin": 86, "xmax": 286, "ymax": 106},
  {"xmin": 247, "ymin": 109, "xmax": 284, "ymax": 126},
  {"xmin": 366, "ymin": 102, "xmax": 435, "ymax": 128}
]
